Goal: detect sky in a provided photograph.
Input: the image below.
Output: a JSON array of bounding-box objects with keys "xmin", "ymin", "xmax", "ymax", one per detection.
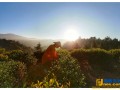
[{"xmin": 0, "ymin": 2, "xmax": 120, "ymax": 40}]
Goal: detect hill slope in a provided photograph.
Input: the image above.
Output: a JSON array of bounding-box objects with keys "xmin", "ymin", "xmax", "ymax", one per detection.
[{"xmin": 0, "ymin": 39, "xmax": 33, "ymax": 53}]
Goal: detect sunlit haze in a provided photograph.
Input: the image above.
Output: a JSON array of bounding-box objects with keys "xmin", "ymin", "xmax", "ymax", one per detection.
[
  {"xmin": 0, "ymin": 3, "xmax": 120, "ymax": 40},
  {"xmin": 63, "ymin": 26, "xmax": 79, "ymax": 41}
]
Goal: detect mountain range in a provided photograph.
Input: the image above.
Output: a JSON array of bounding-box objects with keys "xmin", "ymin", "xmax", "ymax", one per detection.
[{"xmin": 0, "ymin": 33, "xmax": 66, "ymax": 49}]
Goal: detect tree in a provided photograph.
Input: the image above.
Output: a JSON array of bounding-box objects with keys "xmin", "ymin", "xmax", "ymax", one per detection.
[
  {"xmin": 34, "ymin": 43, "xmax": 42, "ymax": 51},
  {"xmin": 34, "ymin": 43, "xmax": 43, "ymax": 63}
]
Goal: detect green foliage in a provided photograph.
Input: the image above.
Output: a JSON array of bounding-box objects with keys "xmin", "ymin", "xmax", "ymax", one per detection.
[
  {"xmin": 0, "ymin": 48, "xmax": 6, "ymax": 54},
  {"xmin": 71, "ymin": 48, "xmax": 120, "ymax": 71},
  {"xmin": 0, "ymin": 60, "xmax": 27, "ymax": 87},
  {"xmin": 33, "ymin": 43, "xmax": 44, "ymax": 63},
  {"xmin": 33, "ymin": 50, "xmax": 44, "ymax": 63},
  {"xmin": 27, "ymin": 63, "xmax": 46, "ymax": 83},
  {"xmin": 7, "ymin": 50, "xmax": 37, "ymax": 66},
  {"xmin": 0, "ymin": 39, "xmax": 33, "ymax": 53},
  {"xmin": 0, "ymin": 54, "xmax": 9, "ymax": 61},
  {"xmin": 31, "ymin": 73, "xmax": 70, "ymax": 88},
  {"xmin": 47, "ymin": 49, "xmax": 86, "ymax": 88},
  {"xmin": 109, "ymin": 49, "xmax": 120, "ymax": 71},
  {"xmin": 8, "ymin": 50, "xmax": 23, "ymax": 60},
  {"xmin": 109, "ymin": 49, "xmax": 120, "ymax": 61},
  {"xmin": 71, "ymin": 48, "xmax": 111, "ymax": 62},
  {"xmin": 63, "ymin": 36, "xmax": 120, "ymax": 50},
  {"xmin": 0, "ymin": 48, "xmax": 38, "ymax": 87},
  {"xmin": 34, "ymin": 43, "xmax": 42, "ymax": 51}
]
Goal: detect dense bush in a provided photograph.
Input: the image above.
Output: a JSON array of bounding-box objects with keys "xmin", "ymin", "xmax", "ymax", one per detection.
[
  {"xmin": 0, "ymin": 60, "xmax": 27, "ymax": 87},
  {"xmin": 0, "ymin": 48, "xmax": 37, "ymax": 66},
  {"xmin": 33, "ymin": 50, "xmax": 44, "ymax": 63},
  {"xmin": 46, "ymin": 49, "xmax": 86, "ymax": 88},
  {"xmin": 109, "ymin": 49, "xmax": 120, "ymax": 61},
  {"xmin": 71, "ymin": 48, "xmax": 120, "ymax": 71},
  {"xmin": 7, "ymin": 50, "xmax": 37, "ymax": 66},
  {"xmin": 0, "ymin": 54, "xmax": 9, "ymax": 61},
  {"xmin": 0, "ymin": 48, "xmax": 9, "ymax": 61},
  {"xmin": 109, "ymin": 49, "xmax": 120, "ymax": 71},
  {"xmin": 0, "ymin": 48, "xmax": 6, "ymax": 54}
]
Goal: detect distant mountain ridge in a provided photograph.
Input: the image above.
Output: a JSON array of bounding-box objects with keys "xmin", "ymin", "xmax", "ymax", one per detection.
[
  {"xmin": 0, "ymin": 33, "xmax": 29, "ymax": 40},
  {"xmin": 0, "ymin": 33, "xmax": 66, "ymax": 49}
]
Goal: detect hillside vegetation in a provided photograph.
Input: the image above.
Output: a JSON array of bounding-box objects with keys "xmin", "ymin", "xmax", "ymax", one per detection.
[
  {"xmin": 63, "ymin": 36, "xmax": 120, "ymax": 50},
  {"xmin": 0, "ymin": 38, "xmax": 120, "ymax": 88},
  {"xmin": 0, "ymin": 39, "xmax": 33, "ymax": 53}
]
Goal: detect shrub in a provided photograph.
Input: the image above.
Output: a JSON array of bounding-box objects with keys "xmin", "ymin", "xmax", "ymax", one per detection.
[
  {"xmin": 33, "ymin": 50, "xmax": 44, "ymax": 63},
  {"xmin": 0, "ymin": 54, "xmax": 9, "ymax": 61},
  {"xmin": 0, "ymin": 48, "xmax": 9, "ymax": 61},
  {"xmin": 7, "ymin": 50, "xmax": 37, "ymax": 66},
  {"xmin": 31, "ymin": 73, "xmax": 70, "ymax": 88},
  {"xmin": 71, "ymin": 48, "xmax": 114, "ymax": 71},
  {"xmin": 0, "ymin": 60, "xmax": 27, "ymax": 87},
  {"xmin": 109, "ymin": 49, "xmax": 120, "ymax": 71},
  {"xmin": 109, "ymin": 49, "xmax": 120, "ymax": 61},
  {"xmin": 47, "ymin": 49, "xmax": 86, "ymax": 88},
  {"xmin": 27, "ymin": 63, "xmax": 46, "ymax": 84},
  {"xmin": 0, "ymin": 48, "xmax": 6, "ymax": 54}
]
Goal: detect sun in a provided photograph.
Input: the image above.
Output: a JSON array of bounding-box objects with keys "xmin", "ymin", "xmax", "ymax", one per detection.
[{"xmin": 63, "ymin": 28, "xmax": 79, "ymax": 41}]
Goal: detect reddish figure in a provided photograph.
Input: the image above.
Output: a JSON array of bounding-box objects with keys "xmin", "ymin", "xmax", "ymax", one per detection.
[{"xmin": 42, "ymin": 41, "xmax": 61, "ymax": 64}]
